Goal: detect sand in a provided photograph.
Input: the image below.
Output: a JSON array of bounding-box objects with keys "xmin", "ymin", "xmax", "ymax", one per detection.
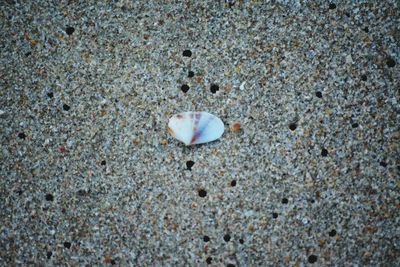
[{"xmin": 0, "ymin": 1, "xmax": 399, "ymax": 266}]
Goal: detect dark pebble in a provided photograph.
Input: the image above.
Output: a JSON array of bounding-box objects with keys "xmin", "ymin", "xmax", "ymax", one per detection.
[
  {"xmin": 223, "ymin": 234, "xmax": 231, "ymax": 242},
  {"xmin": 181, "ymin": 84, "xmax": 189, "ymax": 93},
  {"xmin": 328, "ymin": 229, "xmax": 337, "ymax": 237},
  {"xmin": 210, "ymin": 84, "xmax": 219, "ymax": 94},
  {"xmin": 289, "ymin": 123, "xmax": 297, "ymax": 131},
  {"xmin": 186, "ymin": 160, "xmax": 195, "ymax": 170},
  {"xmin": 63, "ymin": 242, "xmax": 71, "ymax": 249},
  {"xmin": 198, "ymin": 189, "xmax": 207, "ymax": 198},
  {"xmin": 386, "ymin": 58, "xmax": 396, "ymax": 68},
  {"xmin": 63, "ymin": 104, "xmax": 70, "ymax": 111},
  {"xmin": 65, "ymin": 26, "xmax": 75, "ymax": 35},
  {"xmin": 18, "ymin": 132, "xmax": 26, "ymax": 139},
  {"xmin": 361, "ymin": 74, "xmax": 367, "ymax": 81},
  {"xmin": 45, "ymin": 194, "xmax": 54, "ymax": 201},
  {"xmin": 182, "ymin": 50, "xmax": 192, "ymax": 57},
  {"xmin": 308, "ymin": 255, "xmax": 318, "ymax": 263}
]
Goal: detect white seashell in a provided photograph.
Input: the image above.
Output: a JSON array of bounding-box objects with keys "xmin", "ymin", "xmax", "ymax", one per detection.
[{"xmin": 168, "ymin": 112, "xmax": 224, "ymax": 145}]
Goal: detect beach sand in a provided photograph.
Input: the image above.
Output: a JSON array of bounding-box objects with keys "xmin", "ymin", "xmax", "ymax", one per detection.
[{"xmin": 0, "ymin": 1, "xmax": 399, "ymax": 265}]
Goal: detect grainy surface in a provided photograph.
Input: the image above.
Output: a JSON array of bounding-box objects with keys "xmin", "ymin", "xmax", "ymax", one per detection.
[{"xmin": 1, "ymin": 1, "xmax": 399, "ymax": 266}]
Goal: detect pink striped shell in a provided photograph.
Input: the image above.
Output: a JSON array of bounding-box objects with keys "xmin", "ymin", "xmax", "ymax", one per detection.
[{"xmin": 167, "ymin": 112, "xmax": 224, "ymax": 145}]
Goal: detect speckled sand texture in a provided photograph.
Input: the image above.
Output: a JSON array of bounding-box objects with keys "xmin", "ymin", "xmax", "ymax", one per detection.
[{"xmin": 1, "ymin": 1, "xmax": 399, "ymax": 266}]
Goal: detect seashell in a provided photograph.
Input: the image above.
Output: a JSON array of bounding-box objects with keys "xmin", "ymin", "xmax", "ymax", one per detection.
[{"xmin": 168, "ymin": 112, "xmax": 224, "ymax": 145}]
